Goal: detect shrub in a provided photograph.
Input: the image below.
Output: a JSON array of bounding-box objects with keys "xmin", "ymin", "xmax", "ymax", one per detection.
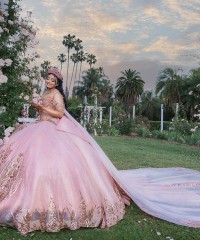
[
  {"xmin": 151, "ymin": 130, "xmax": 169, "ymax": 140},
  {"xmin": 136, "ymin": 127, "xmax": 150, "ymax": 138},
  {"xmin": 113, "ymin": 116, "xmax": 134, "ymax": 135},
  {"xmin": 150, "ymin": 121, "xmax": 171, "ymax": 131},
  {"xmin": 107, "ymin": 127, "xmax": 120, "ymax": 136}
]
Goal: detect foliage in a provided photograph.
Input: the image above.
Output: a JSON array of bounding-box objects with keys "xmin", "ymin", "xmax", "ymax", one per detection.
[
  {"xmin": 74, "ymin": 67, "xmax": 113, "ymax": 103},
  {"xmin": 115, "ymin": 69, "xmax": 145, "ymax": 109},
  {"xmin": 134, "ymin": 115, "xmax": 151, "ymax": 130},
  {"xmin": 156, "ymin": 68, "xmax": 184, "ymax": 106},
  {"xmin": 107, "ymin": 126, "xmax": 120, "ymax": 136},
  {"xmin": 151, "ymin": 130, "xmax": 169, "ymax": 140},
  {"xmin": 150, "ymin": 121, "xmax": 171, "ymax": 131},
  {"xmin": 113, "ymin": 115, "xmax": 134, "ymax": 135},
  {"xmin": 0, "ymin": 79, "xmax": 32, "ymax": 129},
  {"xmin": 169, "ymin": 118, "xmax": 196, "ymax": 136},
  {"xmin": 0, "ymin": 0, "xmax": 39, "ymax": 138},
  {"xmin": 136, "ymin": 127, "xmax": 150, "ymax": 138},
  {"xmin": 67, "ymin": 97, "xmax": 82, "ymax": 120}
]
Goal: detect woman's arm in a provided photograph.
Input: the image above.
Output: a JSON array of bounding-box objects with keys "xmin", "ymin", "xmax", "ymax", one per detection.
[
  {"xmin": 32, "ymin": 103, "xmax": 64, "ymax": 119},
  {"xmin": 40, "ymin": 105, "xmax": 64, "ymax": 118}
]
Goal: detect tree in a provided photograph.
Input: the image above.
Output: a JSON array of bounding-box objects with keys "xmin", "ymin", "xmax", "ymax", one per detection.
[
  {"xmin": 115, "ymin": 69, "xmax": 145, "ymax": 109},
  {"xmin": 181, "ymin": 68, "xmax": 200, "ymax": 119},
  {"xmin": 57, "ymin": 53, "xmax": 66, "ymax": 72},
  {"xmin": 69, "ymin": 52, "xmax": 79, "ymax": 93},
  {"xmin": 74, "ymin": 67, "xmax": 113, "ymax": 103},
  {"xmin": 62, "ymin": 34, "xmax": 75, "ymax": 96},
  {"xmin": 0, "ymin": 0, "xmax": 39, "ymax": 138},
  {"xmin": 86, "ymin": 53, "xmax": 97, "ymax": 68},
  {"xmin": 78, "ymin": 50, "xmax": 87, "ymax": 83},
  {"xmin": 156, "ymin": 68, "xmax": 184, "ymax": 106},
  {"xmin": 40, "ymin": 61, "xmax": 51, "ymax": 78}
]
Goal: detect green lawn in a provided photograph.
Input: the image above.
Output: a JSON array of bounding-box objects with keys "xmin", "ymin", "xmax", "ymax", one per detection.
[{"xmin": 0, "ymin": 136, "xmax": 200, "ymax": 240}]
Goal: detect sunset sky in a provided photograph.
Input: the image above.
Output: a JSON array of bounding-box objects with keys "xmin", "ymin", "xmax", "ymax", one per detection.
[{"xmin": 20, "ymin": 0, "xmax": 200, "ymax": 91}]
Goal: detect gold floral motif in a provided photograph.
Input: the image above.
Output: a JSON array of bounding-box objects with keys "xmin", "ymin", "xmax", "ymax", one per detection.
[
  {"xmin": 0, "ymin": 153, "xmax": 24, "ymax": 201},
  {"xmin": 11, "ymin": 186, "xmax": 126, "ymax": 235},
  {"xmin": 0, "ymin": 144, "xmax": 13, "ymax": 168}
]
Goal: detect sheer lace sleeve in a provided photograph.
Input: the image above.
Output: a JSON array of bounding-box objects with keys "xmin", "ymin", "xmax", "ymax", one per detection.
[{"xmin": 53, "ymin": 92, "xmax": 65, "ymax": 112}]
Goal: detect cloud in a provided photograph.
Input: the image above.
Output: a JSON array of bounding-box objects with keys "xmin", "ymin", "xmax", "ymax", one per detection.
[{"xmin": 19, "ymin": 0, "xmax": 200, "ymax": 91}]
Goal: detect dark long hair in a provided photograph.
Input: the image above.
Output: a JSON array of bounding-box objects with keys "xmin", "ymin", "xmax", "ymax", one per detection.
[
  {"xmin": 48, "ymin": 74, "xmax": 67, "ymax": 109},
  {"xmin": 56, "ymin": 78, "xmax": 68, "ymax": 109}
]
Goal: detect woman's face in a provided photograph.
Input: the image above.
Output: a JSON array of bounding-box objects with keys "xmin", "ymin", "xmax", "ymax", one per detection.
[{"xmin": 45, "ymin": 74, "xmax": 57, "ymax": 89}]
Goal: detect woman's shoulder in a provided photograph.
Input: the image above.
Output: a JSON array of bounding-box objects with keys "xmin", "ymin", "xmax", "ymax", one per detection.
[{"xmin": 53, "ymin": 89, "xmax": 63, "ymax": 98}]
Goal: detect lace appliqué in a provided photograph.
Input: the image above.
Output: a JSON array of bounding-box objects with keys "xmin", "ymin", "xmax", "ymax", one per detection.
[
  {"xmin": 12, "ymin": 186, "xmax": 125, "ymax": 234},
  {"xmin": 0, "ymin": 152, "xmax": 24, "ymax": 201},
  {"xmin": 0, "ymin": 144, "xmax": 13, "ymax": 168}
]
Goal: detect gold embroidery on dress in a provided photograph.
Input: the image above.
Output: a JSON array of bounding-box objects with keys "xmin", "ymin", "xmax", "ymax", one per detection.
[
  {"xmin": 0, "ymin": 152, "xmax": 24, "ymax": 201},
  {"xmin": 0, "ymin": 144, "xmax": 13, "ymax": 168},
  {"xmin": 11, "ymin": 184, "xmax": 126, "ymax": 234},
  {"xmin": 40, "ymin": 90, "xmax": 64, "ymax": 121}
]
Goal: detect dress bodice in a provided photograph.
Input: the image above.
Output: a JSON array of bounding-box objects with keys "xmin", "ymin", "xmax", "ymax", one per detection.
[{"xmin": 39, "ymin": 89, "xmax": 65, "ymax": 121}]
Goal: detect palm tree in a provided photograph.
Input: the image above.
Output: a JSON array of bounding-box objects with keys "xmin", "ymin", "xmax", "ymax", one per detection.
[
  {"xmin": 62, "ymin": 34, "xmax": 76, "ymax": 95},
  {"xmin": 69, "ymin": 53, "xmax": 79, "ymax": 93},
  {"xmin": 86, "ymin": 53, "xmax": 97, "ymax": 68},
  {"xmin": 74, "ymin": 67, "xmax": 113, "ymax": 103},
  {"xmin": 115, "ymin": 69, "xmax": 145, "ymax": 108},
  {"xmin": 181, "ymin": 67, "xmax": 200, "ymax": 119},
  {"xmin": 57, "ymin": 53, "xmax": 66, "ymax": 72},
  {"xmin": 156, "ymin": 68, "xmax": 183, "ymax": 106},
  {"xmin": 40, "ymin": 61, "xmax": 51, "ymax": 78},
  {"xmin": 78, "ymin": 50, "xmax": 87, "ymax": 83}
]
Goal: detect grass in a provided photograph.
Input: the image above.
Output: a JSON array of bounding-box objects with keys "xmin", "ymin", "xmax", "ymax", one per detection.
[{"xmin": 0, "ymin": 136, "xmax": 200, "ymax": 240}]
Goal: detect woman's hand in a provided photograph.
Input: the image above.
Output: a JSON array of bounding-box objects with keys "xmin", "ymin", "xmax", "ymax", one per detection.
[{"xmin": 31, "ymin": 102, "xmax": 44, "ymax": 111}]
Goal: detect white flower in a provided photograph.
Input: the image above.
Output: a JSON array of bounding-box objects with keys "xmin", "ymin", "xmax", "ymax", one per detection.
[
  {"xmin": 4, "ymin": 127, "xmax": 15, "ymax": 137},
  {"xmin": 0, "ymin": 139, "xmax": 4, "ymax": 146},
  {"xmin": 156, "ymin": 231, "xmax": 161, "ymax": 236},
  {"xmin": 0, "ymin": 59, "xmax": 5, "ymax": 67},
  {"xmin": 3, "ymin": 11, "xmax": 9, "ymax": 17},
  {"xmin": 33, "ymin": 88, "xmax": 37, "ymax": 93},
  {"xmin": 32, "ymin": 92, "xmax": 40, "ymax": 98},
  {"xmin": 5, "ymin": 126, "xmax": 15, "ymax": 133},
  {"xmin": 24, "ymin": 95, "xmax": 30, "ymax": 101},
  {"xmin": 189, "ymin": 91, "xmax": 193, "ymax": 95},
  {"xmin": 196, "ymin": 84, "xmax": 200, "ymax": 88},
  {"xmin": 4, "ymin": 58, "xmax": 12, "ymax": 66},
  {"xmin": 20, "ymin": 28, "xmax": 30, "ymax": 37},
  {"xmin": 32, "ymin": 79, "xmax": 38, "ymax": 85},
  {"xmin": 8, "ymin": 20, "xmax": 14, "ymax": 25},
  {"xmin": 0, "ymin": 106, "xmax": 6, "ymax": 114},
  {"xmin": 0, "ymin": 71, "xmax": 8, "ymax": 84},
  {"xmin": 11, "ymin": 35, "xmax": 20, "ymax": 43},
  {"xmin": 194, "ymin": 105, "xmax": 198, "ymax": 109},
  {"xmin": 21, "ymin": 75, "xmax": 29, "ymax": 82},
  {"xmin": 0, "ymin": 16, "xmax": 4, "ymax": 22},
  {"xmin": 0, "ymin": 27, "xmax": 3, "ymax": 33},
  {"xmin": 3, "ymin": 28, "xmax": 9, "ymax": 33},
  {"xmin": 19, "ymin": 93, "xmax": 24, "ymax": 99},
  {"xmin": 190, "ymin": 128, "xmax": 196, "ymax": 133}
]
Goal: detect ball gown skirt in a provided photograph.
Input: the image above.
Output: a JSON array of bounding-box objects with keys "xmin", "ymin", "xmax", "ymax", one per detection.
[{"xmin": 0, "ymin": 110, "xmax": 200, "ymax": 234}]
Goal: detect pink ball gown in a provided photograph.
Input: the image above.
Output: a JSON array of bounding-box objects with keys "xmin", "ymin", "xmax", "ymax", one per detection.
[{"xmin": 0, "ymin": 89, "xmax": 200, "ymax": 234}]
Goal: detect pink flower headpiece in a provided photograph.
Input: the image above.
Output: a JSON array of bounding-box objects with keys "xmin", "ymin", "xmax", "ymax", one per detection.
[{"xmin": 47, "ymin": 68, "xmax": 63, "ymax": 80}]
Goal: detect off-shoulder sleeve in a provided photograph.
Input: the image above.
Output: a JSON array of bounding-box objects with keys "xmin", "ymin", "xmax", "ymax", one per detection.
[{"xmin": 53, "ymin": 92, "xmax": 65, "ymax": 112}]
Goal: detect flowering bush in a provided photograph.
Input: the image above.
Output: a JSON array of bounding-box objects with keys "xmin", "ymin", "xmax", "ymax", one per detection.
[{"xmin": 0, "ymin": 0, "xmax": 40, "ymax": 139}]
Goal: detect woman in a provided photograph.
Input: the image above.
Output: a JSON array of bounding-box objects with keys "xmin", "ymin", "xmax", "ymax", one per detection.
[{"xmin": 0, "ymin": 68, "xmax": 199, "ymax": 234}]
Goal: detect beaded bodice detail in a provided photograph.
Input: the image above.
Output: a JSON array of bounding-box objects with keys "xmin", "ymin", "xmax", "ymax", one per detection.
[{"xmin": 39, "ymin": 89, "xmax": 65, "ymax": 121}]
